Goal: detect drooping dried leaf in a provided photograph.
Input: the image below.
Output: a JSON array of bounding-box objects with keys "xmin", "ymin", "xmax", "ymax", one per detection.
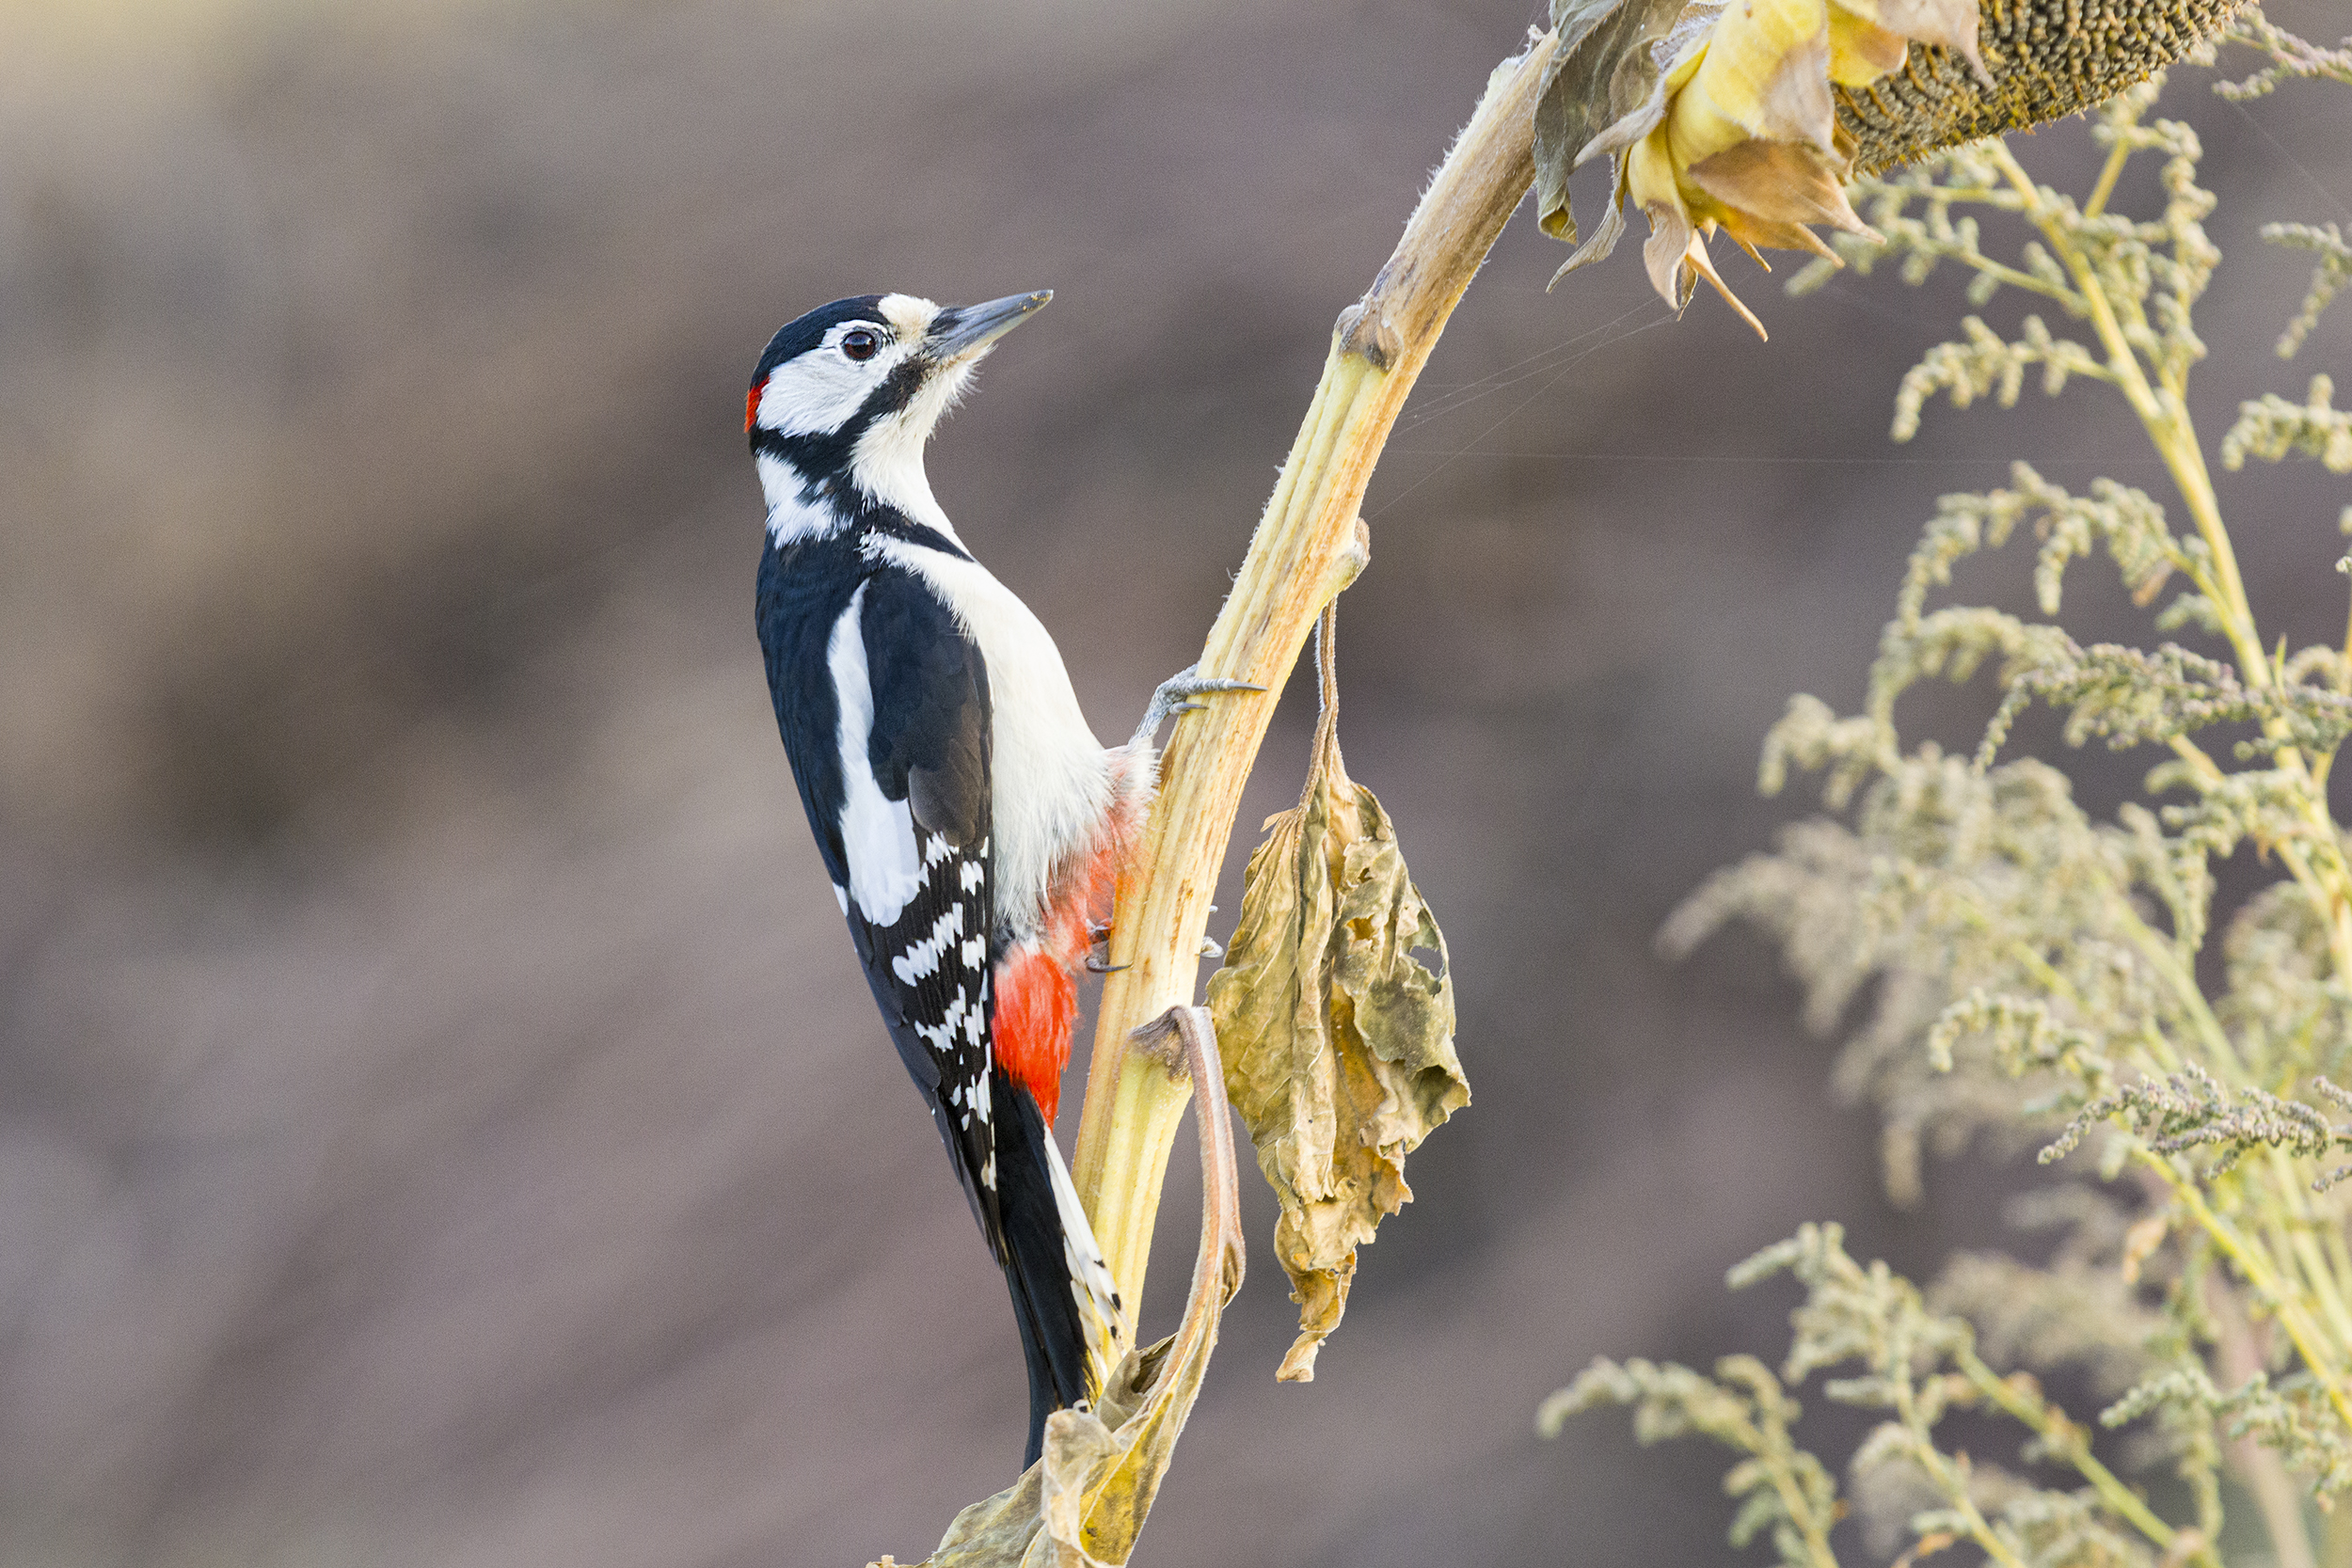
[
  {"xmin": 898, "ymin": 1008, "xmax": 1246, "ymax": 1568},
  {"xmin": 1207, "ymin": 734, "xmax": 1467, "ymax": 1382}
]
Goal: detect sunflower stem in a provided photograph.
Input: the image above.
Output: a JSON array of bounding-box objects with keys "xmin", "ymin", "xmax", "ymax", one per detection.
[{"xmin": 1068, "ymin": 28, "xmax": 1558, "ymax": 1323}]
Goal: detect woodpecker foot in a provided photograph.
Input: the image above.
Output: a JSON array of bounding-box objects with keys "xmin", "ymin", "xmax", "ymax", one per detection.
[
  {"xmin": 1130, "ymin": 665, "xmax": 1263, "ymax": 749},
  {"xmin": 1199, "ymin": 936, "xmax": 1224, "ymax": 960}
]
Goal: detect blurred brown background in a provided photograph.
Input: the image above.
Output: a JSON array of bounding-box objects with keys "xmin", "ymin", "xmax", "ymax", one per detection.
[{"xmin": 2, "ymin": 1, "xmax": 2347, "ymax": 1562}]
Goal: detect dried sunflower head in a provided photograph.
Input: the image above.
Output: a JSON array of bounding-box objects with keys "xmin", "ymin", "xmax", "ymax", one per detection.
[{"xmin": 1534, "ymin": 0, "xmax": 2244, "ymax": 335}]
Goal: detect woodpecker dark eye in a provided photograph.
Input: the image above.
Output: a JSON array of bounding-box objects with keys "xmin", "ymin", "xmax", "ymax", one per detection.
[{"xmin": 841, "ymin": 328, "xmax": 880, "ymax": 362}]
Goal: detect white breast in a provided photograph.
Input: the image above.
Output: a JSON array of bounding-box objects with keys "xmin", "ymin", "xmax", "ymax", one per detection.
[{"xmin": 872, "ymin": 536, "xmax": 1111, "ymax": 937}]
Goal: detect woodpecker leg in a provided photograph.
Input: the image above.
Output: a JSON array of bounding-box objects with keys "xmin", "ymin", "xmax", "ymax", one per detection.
[{"xmin": 1129, "ymin": 665, "xmax": 1263, "ymax": 750}]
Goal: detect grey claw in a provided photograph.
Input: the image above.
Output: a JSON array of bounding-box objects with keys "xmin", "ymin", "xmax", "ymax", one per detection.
[
  {"xmin": 1087, "ymin": 958, "xmax": 1131, "ymax": 974},
  {"xmin": 1131, "ymin": 665, "xmax": 1266, "ymax": 749}
]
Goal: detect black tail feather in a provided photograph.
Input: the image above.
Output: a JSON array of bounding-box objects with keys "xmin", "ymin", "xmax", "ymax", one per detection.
[{"xmin": 992, "ymin": 1069, "xmax": 1096, "ymax": 1468}]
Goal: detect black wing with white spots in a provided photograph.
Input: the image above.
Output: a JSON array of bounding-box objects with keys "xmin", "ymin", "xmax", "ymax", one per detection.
[{"xmin": 836, "ymin": 567, "xmax": 1005, "ymax": 1241}]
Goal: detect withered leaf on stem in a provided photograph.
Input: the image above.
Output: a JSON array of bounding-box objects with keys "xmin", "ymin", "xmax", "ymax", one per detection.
[
  {"xmin": 895, "ymin": 1009, "xmax": 1245, "ymax": 1568},
  {"xmin": 917, "ymin": 1342, "xmax": 1183, "ymax": 1568},
  {"xmin": 1206, "ymin": 681, "xmax": 1467, "ymax": 1383}
]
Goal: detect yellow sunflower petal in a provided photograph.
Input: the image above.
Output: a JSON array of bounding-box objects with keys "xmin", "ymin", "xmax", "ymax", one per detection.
[
  {"xmin": 1623, "ymin": 113, "xmax": 1691, "ymax": 237},
  {"xmin": 1676, "ymin": 0, "xmax": 1836, "ymax": 153},
  {"xmin": 1827, "ymin": 7, "xmax": 1908, "ymax": 87}
]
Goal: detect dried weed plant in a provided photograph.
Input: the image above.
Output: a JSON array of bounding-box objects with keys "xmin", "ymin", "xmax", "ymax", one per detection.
[{"xmin": 1550, "ymin": 16, "xmax": 2352, "ymax": 1568}]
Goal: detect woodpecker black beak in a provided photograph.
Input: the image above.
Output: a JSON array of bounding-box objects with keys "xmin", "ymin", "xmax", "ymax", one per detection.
[{"xmin": 927, "ymin": 291, "xmax": 1051, "ymax": 362}]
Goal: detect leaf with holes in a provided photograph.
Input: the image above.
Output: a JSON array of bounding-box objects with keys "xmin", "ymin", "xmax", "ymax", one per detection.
[{"xmin": 1207, "ymin": 729, "xmax": 1467, "ymax": 1383}]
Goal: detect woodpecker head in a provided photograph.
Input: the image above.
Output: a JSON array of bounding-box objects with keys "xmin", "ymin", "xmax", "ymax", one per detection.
[{"xmin": 747, "ymin": 290, "xmax": 1050, "ymax": 541}]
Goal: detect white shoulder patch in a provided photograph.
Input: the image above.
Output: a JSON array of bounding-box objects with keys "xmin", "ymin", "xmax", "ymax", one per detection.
[{"xmin": 828, "ymin": 583, "xmax": 924, "ymax": 926}]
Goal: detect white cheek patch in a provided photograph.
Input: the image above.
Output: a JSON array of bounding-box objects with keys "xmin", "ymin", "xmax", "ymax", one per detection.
[
  {"xmin": 755, "ymin": 324, "xmax": 924, "ymax": 437},
  {"xmin": 757, "ymin": 351, "xmax": 876, "ymax": 436},
  {"xmin": 828, "ymin": 583, "xmax": 924, "ymax": 925}
]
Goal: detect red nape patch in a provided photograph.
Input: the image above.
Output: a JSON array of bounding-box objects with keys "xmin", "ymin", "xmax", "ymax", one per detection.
[
  {"xmin": 995, "ymin": 947, "xmax": 1078, "ymax": 1124},
  {"xmin": 744, "ymin": 382, "xmax": 762, "ymax": 435}
]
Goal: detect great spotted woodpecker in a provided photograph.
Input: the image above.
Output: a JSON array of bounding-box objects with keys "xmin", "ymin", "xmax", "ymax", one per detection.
[{"xmin": 746, "ymin": 290, "xmax": 1249, "ymax": 1465}]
